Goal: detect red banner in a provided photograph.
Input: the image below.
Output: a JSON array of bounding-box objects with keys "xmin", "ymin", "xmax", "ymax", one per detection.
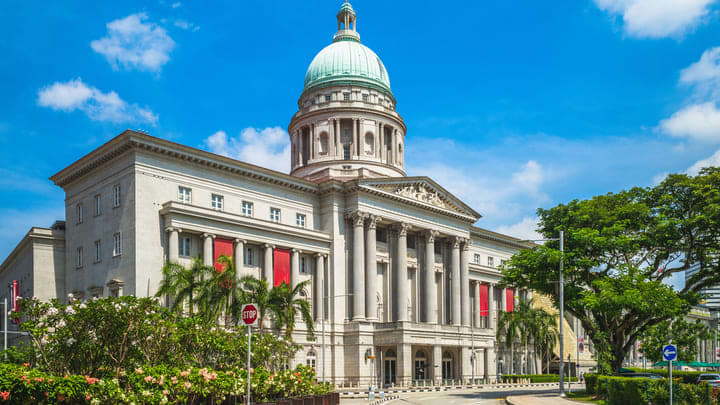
[
  {"xmin": 273, "ymin": 248, "xmax": 290, "ymax": 287},
  {"xmin": 213, "ymin": 238, "xmax": 234, "ymax": 272},
  {"xmin": 506, "ymin": 288, "xmax": 514, "ymax": 312},
  {"xmin": 479, "ymin": 284, "xmax": 489, "ymax": 317}
]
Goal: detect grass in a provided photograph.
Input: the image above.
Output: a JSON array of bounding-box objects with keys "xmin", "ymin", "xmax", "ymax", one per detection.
[{"xmin": 566, "ymin": 390, "xmax": 605, "ymax": 404}]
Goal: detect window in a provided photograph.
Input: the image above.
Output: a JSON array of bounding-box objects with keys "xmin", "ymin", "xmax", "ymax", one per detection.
[
  {"xmin": 362, "ymin": 93, "xmax": 369, "ymax": 102},
  {"xmin": 407, "ymin": 235, "xmax": 416, "ymax": 250},
  {"xmin": 76, "ymin": 247, "xmax": 83, "ymax": 268},
  {"xmin": 474, "ymin": 254, "xmax": 481, "ymax": 264},
  {"xmin": 112, "ymin": 184, "xmax": 121, "ymax": 207},
  {"xmin": 270, "ymin": 208, "xmax": 281, "ymax": 223},
  {"xmin": 296, "ymin": 213, "xmax": 306, "ymax": 228},
  {"xmin": 94, "ymin": 240, "xmax": 101, "ymax": 263},
  {"xmin": 300, "ymin": 256, "xmax": 308, "ymax": 274},
  {"xmin": 487, "ymin": 256, "xmax": 494, "ymax": 267},
  {"xmin": 343, "ymin": 145, "xmax": 351, "ymax": 160},
  {"xmin": 211, "ymin": 194, "xmax": 224, "ymax": 210},
  {"xmin": 242, "ymin": 201, "xmax": 254, "ymax": 216},
  {"xmin": 434, "ymin": 243, "xmax": 442, "ymax": 255},
  {"xmin": 94, "ymin": 194, "xmax": 101, "ymax": 216},
  {"xmin": 306, "ymin": 351, "xmax": 317, "ymax": 369},
  {"xmin": 376, "ymin": 228, "xmax": 387, "ymax": 243},
  {"xmin": 76, "ymin": 204, "xmax": 83, "ymax": 224},
  {"xmin": 179, "ymin": 236, "xmax": 191, "ymax": 257},
  {"xmin": 500, "ymin": 259, "xmax": 507, "ymax": 267},
  {"xmin": 343, "ymin": 93, "xmax": 350, "ymax": 101},
  {"xmin": 178, "ymin": 186, "xmax": 192, "ymax": 203},
  {"xmin": 113, "ymin": 233, "xmax": 122, "ymax": 256},
  {"xmin": 245, "ymin": 247, "xmax": 255, "ymax": 265},
  {"xmin": 324, "ymin": 94, "xmax": 331, "ymax": 102}
]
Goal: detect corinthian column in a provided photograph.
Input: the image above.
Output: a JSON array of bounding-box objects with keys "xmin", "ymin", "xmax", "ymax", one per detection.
[
  {"xmin": 315, "ymin": 254, "xmax": 325, "ymax": 321},
  {"xmin": 234, "ymin": 239, "xmax": 245, "ymax": 278},
  {"xmin": 365, "ymin": 214, "xmax": 380, "ymax": 321},
  {"xmin": 423, "ymin": 230, "xmax": 439, "ymax": 324},
  {"xmin": 394, "ymin": 222, "xmax": 411, "ymax": 322},
  {"xmin": 450, "ymin": 237, "xmax": 461, "ymax": 326},
  {"xmin": 348, "ymin": 211, "xmax": 366, "ymax": 321},
  {"xmin": 460, "ymin": 238, "xmax": 471, "ymax": 326}
]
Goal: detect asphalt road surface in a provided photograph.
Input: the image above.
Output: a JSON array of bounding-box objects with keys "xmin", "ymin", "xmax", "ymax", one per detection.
[{"xmin": 342, "ymin": 385, "xmax": 561, "ymax": 405}]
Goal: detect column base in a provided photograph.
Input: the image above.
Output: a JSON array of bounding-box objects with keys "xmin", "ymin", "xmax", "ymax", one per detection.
[{"xmin": 352, "ymin": 316, "xmax": 366, "ymax": 322}]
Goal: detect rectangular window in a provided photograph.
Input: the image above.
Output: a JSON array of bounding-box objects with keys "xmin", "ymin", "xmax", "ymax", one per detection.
[
  {"xmin": 300, "ymin": 256, "xmax": 307, "ymax": 274},
  {"xmin": 296, "ymin": 213, "xmax": 306, "ymax": 228},
  {"xmin": 94, "ymin": 240, "xmax": 101, "ymax": 262},
  {"xmin": 112, "ymin": 184, "xmax": 121, "ymax": 207},
  {"xmin": 94, "ymin": 194, "xmax": 101, "ymax": 216},
  {"xmin": 77, "ymin": 204, "xmax": 83, "ymax": 224},
  {"xmin": 376, "ymin": 228, "xmax": 387, "ymax": 243},
  {"xmin": 245, "ymin": 247, "xmax": 255, "ymax": 265},
  {"xmin": 270, "ymin": 207, "xmax": 281, "ymax": 223},
  {"xmin": 76, "ymin": 246, "xmax": 83, "ymax": 268},
  {"xmin": 343, "ymin": 93, "xmax": 350, "ymax": 101},
  {"xmin": 178, "ymin": 186, "xmax": 192, "ymax": 203},
  {"xmin": 113, "ymin": 232, "xmax": 122, "ymax": 256},
  {"xmin": 487, "ymin": 256, "xmax": 494, "ymax": 267},
  {"xmin": 306, "ymin": 358, "xmax": 316, "ymax": 369},
  {"xmin": 474, "ymin": 254, "xmax": 481, "ymax": 264},
  {"xmin": 325, "ymin": 94, "xmax": 331, "ymax": 102},
  {"xmin": 179, "ymin": 236, "xmax": 191, "ymax": 257},
  {"xmin": 343, "ymin": 145, "xmax": 350, "ymax": 160},
  {"xmin": 242, "ymin": 201, "xmax": 253, "ymax": 216},
  {"xmin": 362, "ymin": 94, "xmax": 369, "ymax": 101},
  {"xmin": 500, "ymin": 259, "xmax": 507, "ymax": 267},
  {"xmin": 211, "ymin": 194, "xmax": 223, "ymax": 210},
  {"xmin": 434, "ymin": 243, "xmax": 442, "ymax": 255},
  {"xmin": 407, "ymin": 235, "xmax": 416, "ymax": 249}
]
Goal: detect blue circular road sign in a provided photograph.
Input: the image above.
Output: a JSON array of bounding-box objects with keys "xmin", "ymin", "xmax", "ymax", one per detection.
[{"xmin": 662, "ymin": 344, "xmax": 677, "ymax": 361}]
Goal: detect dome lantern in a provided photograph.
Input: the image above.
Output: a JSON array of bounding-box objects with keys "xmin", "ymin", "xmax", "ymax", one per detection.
[{"xmin": 335, "ymin": 1, "xmax": 360, "ymax": 43}]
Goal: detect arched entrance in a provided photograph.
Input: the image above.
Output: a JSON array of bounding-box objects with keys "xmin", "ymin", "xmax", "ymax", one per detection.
[
  {"xmin": 384, "ymin": 349, "xmax": 396, "ymax": 386},
  {"xmin": 442, "ymin": 351, "xmax": 453, "ymax": 380},
  {"xmin": 413, "ymin": 350, "xmax": 427, "ymax": 381}
]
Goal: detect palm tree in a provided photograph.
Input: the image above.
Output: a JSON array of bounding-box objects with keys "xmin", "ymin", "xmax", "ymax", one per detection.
[
  {"xmin": 156, "ymin": 257, "xmax": 213, "ymax": 316},
  {"xmin": 497, "ymin": 298, "xmax": 557, "ymax": 375},
  {"xmin": 233, "ymin": 275, "xmax": 275, "ymax": 331},
  {"xmin": 532, "ymin": 308, "xmax": 559, "ymax": 374},
  {"xmin": 497, "ymin": 303, "xmax": 527, "ymax": 375},
  {"xmin": 196, "ymin": 255, "xmax": 243, "ymax": 327},
  {"xmin": 270, "ymin": 280, "xmax": 315, "ymax": 339}
]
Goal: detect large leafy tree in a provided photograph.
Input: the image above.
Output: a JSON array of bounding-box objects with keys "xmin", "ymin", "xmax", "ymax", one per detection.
[
  {"xmin": 502, "ymin": 167, "xmax": 720, "ymax": 374},
  {"xmin": 156, "ymin": 257, "xmax": 213, "ymax": 316},
  {"xmin": 639, "ymin": 317, "xmax": 713, "ymax": 363}
]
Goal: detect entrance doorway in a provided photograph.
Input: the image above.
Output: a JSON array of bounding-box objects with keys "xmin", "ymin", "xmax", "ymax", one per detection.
[
  {"xmin": 414, "ymin": 350, "xmax": 427, "ymax": 381},
  {"xmin": 442, "ymin": 351, "xmax": 453, "ymax": 379},
  {"xmin": 384, "ymin": 349, "xmax": 396, "ymax": 386}
]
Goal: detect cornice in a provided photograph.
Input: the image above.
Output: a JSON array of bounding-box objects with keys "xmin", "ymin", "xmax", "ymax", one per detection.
[{"xmin": 469, "ymin": 226, "xmax": 537, "ymax": 249}]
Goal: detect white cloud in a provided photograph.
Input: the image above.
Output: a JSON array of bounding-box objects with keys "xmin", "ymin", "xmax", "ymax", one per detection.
[
  {"xmin": 686, "ymin": 149, "xmax": 720, "ymax": 175},
  {"xmin": 203, "ymin": 127, "xmax": 291, "ymax": 173},
  {"xmin": 174, "ymin": 19, "xmax": 199, "ymax": 31},
  {"xmin": 494, "ymin": 216, "xmax": 542, "ymax": 241},
  {"xmin": 38, "ymin": 78, "xmax": 158, "ymax": 125},
  {"xmin": 171, "ymin": 2, "xmax": 181, "ymax": 8},
  {"xmin": 660, "ymin": 102, "xmax": 720, "ymax": 142},
  {"xmin": 90, "ymin": 13, "xmax": 175, "ymax": 72},
  {"xmin": 594, "ymin": 0, "xmax": 715, "ymax": 38},
  {"xmin": 680, "ymin": 47, "xmax": 720, "ymax": 102}
]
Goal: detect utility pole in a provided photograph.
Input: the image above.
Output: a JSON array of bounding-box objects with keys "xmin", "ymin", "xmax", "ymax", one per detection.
[{"xmin": 559, "ymin": 230, "xmax": 565, "ymax": 397}]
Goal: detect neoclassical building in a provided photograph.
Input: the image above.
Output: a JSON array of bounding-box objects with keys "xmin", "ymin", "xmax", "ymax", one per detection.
[{"xmin": 0, "ymin": 2, "xmax": 576, "ymax": 385}]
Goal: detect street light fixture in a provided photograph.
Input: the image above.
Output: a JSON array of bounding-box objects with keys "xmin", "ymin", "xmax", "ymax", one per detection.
[{"xmin": 520, "ymin": 230, "xmax": 565, "ymax": 397}]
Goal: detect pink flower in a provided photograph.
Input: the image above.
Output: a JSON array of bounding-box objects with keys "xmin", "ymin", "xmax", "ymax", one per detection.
[
  {"xmin": 135, "ymin": 367, "xmax": 144, "ymax": 375},
  {"xmin": 144, "ymin": 376, "xmax": 153, "ymax": 383},
  {"xmin": 171, "ymin": 376, "xmax": 178, "ymax": 384},
  {"xmin": 85, "ymin": 394, "xmax": 92, "ymax": 400},
  {"xmin": 179, "ymin": 370, "xmax": 189, "ymax": 378},
  {"xmin": 184, "ymin": 381, "xmax": 192, "ymax": 389},
  {"xmin": 0, "ymin": 391, "xmax": 9, "ymax": 401},
  {"xmin": 84, "ymin": 376, "xmax": 98, "ymax": 385}
]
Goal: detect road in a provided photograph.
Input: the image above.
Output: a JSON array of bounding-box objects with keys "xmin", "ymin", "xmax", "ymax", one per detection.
[{"xmin": 342, "ymin": 385, "xmax": 562, "ymax": 405}]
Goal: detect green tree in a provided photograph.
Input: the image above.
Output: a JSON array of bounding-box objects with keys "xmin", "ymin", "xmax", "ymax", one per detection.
[
  {"xmin": 527, "ymin": 301, "xmax": 559, "ymax": 374},
  {"xmin": 156, "ymin": 257, "xmax": 213, "ymax": 316},
  {"xmin": 497, "ymin": 298, "xmax": 558, "ymax": 374},
  {"xmin": 639, "ymin": 317, "xmax": 713, "ymax": 363},
  {"xmin": 234, "ymin": 275, "xmax": 275, "ymax": 331},
  {"xmin": 270, "ymin": 281, "xmax": 315, "ymax": 339},
  {"xmin": 196, "ymin": 255, "xmax": 244, "ymax": 327},
  {"xmin": 497, "ymin": 300, "xmax": 530, "ymax": 374},
  {"xmin": 501, "ymin": 168, "xmax": 720, "ymax": 374}
]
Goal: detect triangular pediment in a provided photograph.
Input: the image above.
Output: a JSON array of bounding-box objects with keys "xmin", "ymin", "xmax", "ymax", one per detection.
[{"xmin": 357, "ymin": 177, "xmax": 481, "ymax": 221}]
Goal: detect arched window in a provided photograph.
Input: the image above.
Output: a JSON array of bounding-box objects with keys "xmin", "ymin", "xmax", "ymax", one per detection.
[
  {"xmin": 319, "ymin": 132, "xmax": 329, "ymax": 155},
  {"xmin": 364, "ymin": 132, "xmax": 375, "ymax": 155},
  {"xmin": 306, "ymin": 350, "xmax": 317, "ymax": 369}
]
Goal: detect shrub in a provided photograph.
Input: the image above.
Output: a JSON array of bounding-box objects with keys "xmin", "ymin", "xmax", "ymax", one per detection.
[
  {"xmin": 584, "ymin": 372, "xmax": 598, "ymax": 394},
  {"xmin": 596, "ymin": 374, "xmax": 720, "ymax": 405}
]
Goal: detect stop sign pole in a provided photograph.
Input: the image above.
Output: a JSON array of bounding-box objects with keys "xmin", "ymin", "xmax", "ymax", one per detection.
[{"xmin": 241, "ymin": 304, "xmax": 259, "ymax": 405}]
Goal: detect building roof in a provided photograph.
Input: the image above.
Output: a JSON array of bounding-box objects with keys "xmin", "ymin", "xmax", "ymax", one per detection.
[{"xmin": 0, "ymin": 225, "xmax": 65, "ymax": 276}]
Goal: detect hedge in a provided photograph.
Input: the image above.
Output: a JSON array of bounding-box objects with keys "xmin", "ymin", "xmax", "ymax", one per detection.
[
  {"xmin": 626, "ymin": 368, "xmax": 706, "ymax": 384},
  {"xmin": 592, "ymin": 374, "xmax": 720, "ymax": 405},
  {"xmin": 584, "ymin": 372, "xmax": 598, "ymax": 394},
  {"xmin": 501, "ymin": 374, "xmax": 577, "ymax": 383}
]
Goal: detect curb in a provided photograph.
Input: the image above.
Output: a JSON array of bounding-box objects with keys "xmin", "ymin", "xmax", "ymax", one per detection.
[
  {"xmin": 340, "ymin": 383, "xmax": 560, "ymax": 398},
  {"xmin": 369, "ymin": 394, "xmax": 399, "ymax": 404}
]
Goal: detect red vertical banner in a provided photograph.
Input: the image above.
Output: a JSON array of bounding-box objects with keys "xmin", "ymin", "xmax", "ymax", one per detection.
[
  {"xmin": 506, "ymin": 288, "xmax": 514, "ymax": 312},
  {"xmin": 479, "ymin": 284, "xmax": 489, "ymax": 317},
  {"xmin": 273, "ymin": 248, "xmax": 290, "ymax": 287},
  {"xmin": 213, "ymin": 238, "xmax": 234, "ymax": 272}
]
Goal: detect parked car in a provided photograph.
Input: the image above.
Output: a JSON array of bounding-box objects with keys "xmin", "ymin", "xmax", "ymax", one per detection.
[
  {"xmin": 620, "ymin": 373, "xmax": 663, "ymax": 379},
  {"xmin": 696, "ymin": 374, "xmax": 720, "ymax": 387}
]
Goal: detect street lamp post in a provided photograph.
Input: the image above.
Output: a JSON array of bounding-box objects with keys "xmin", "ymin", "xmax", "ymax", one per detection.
[{"xmin": 520, "ymin": 230, "xmax": 565, "ymax": 397}]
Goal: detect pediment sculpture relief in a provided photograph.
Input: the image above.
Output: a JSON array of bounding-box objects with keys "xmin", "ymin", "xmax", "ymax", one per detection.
[{"xmin": 394, "ymin": 184, "xmax": 449, "ymax": 209}]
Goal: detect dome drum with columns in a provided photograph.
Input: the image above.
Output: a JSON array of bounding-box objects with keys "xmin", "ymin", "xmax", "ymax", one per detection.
[{"xmin": 289, "ymin": 1, "xmax": 406, "ymax": 182}]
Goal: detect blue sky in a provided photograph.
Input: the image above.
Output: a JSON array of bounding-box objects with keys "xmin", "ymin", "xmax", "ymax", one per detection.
[{"xmin": 2, "ymin": 1, "xmax": 720, "ymax": 289}]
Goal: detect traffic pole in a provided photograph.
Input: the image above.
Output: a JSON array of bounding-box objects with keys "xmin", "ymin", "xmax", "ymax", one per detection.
[
  {"xmin": 669, "ymin": 359, "xmax": 673, "ymax": 405},
  {"xmin": 3, "ymin": 298, "xmax": 7, "ymax": 359},
  {"xmin": 247, "ymin": 325, "xmax": 251, "ymax": 405}
]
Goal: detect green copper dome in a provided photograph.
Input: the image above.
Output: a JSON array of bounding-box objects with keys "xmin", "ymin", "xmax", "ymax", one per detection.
[{"xmin": 302, "ymin": 2, "xmax": 391, "ymax": 96}]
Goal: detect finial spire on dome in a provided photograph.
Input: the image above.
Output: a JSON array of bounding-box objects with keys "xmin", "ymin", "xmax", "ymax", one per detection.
[{"xmin": 334, "ymin": 1, "xmax": 360, "ymax": 43}]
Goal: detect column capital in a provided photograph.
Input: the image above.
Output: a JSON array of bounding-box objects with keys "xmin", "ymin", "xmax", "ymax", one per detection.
[
  {"xmin": 201, "ymin": 233, "xmax": 215, "ymax": 240},
  {"xmin": 423, "ymin": 229, "xmax": 440, "ymax": 243},
  {"xmin": 345, "ymin": 210, "xmax": 367, "ymax": 226},
  {"xmin": 264, "ymin": 243, "xmax": 274, "ymax": 249},
  {"xmin": 461, "ymin": 237, "xmax": 472, "ymax": 251},
  {"xmin": 391, "ymin": 222, "xmax": 411, "ymax": 237},
  {"xmin": 234, "ymin": 238, "xmax": 246, "ymax": 244},
  {"xmin": 291, "ymin": 248, "xmax": 302, "ymax": 254},
  {"xmin": 449, "ymin": 236, "xmax": 462, "ymax": 249},
  {"xmin": 366, "ymin": 214, "xmax": 381, "ymax": 229},
  {"xmin": 165, "ymin": 226, "xmax": 181, "ymax": 233}
]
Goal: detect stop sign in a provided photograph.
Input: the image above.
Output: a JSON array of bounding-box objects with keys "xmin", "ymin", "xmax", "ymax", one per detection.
[{"xmin": 241, "ymin": 303, "xmax": 258, "ymax": 326}]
